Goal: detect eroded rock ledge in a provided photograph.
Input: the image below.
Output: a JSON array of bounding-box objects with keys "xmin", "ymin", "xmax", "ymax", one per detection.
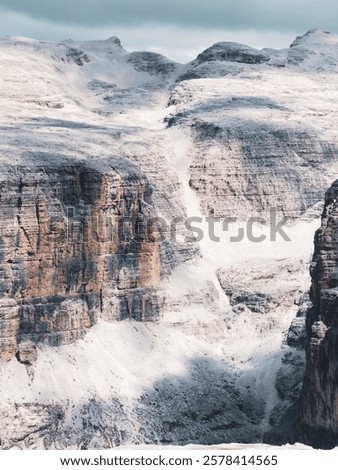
[
  {"xmin": 0, "ymin": 155, "xmax": 162, "ymax": 362},
  {"xmin": 300, "ymin": 180, "xmax": 338, "ymax": 448}
]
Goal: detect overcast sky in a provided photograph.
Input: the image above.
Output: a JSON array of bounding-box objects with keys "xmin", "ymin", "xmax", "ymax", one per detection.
[{"xmin": 0, "ymin": 0, "xmax": 336, "ymax": 62}]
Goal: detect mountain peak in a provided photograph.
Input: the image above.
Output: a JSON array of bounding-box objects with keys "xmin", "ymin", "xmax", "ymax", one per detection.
[
  {"xmin": 286, "ymin": 29, "xmax": 338, "ymax": 68},
  {"xmin": 290, "ymin": 29, "xmax": 332, "ymax": 48},
  {"xmin": 105, "ymin": 36, "xmax": 123, "ymax": 48},
  {"xmin": 194, "ymin": 41, "xmax": 270, "ymax": 65}
]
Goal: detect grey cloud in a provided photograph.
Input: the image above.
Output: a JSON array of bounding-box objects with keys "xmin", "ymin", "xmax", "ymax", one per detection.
[
  {"xmin": 0, "ymin": 9, "xmax": 297, "ymax": 62},
  {"xmin": 0, "ymin": 0, "xmax": 337, "ymax": 33}
]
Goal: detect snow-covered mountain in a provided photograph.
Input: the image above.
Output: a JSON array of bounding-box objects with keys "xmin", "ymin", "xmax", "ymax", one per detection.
[{"xmin": 0, "ymin": 28, "xmax": 337, "ymax": 449}]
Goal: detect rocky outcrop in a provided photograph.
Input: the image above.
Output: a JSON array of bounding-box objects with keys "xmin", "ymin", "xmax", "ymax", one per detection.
[
  {"xmin": 176, "ymin": 42, "xmax": 269, "ymax": 82},
  {"xmin": 194, "ymin": 42, "xmax": 270, "ymax": 66},
  {"xmin": 300, "ymin": 180, "xmax": 338, "ymax": 447},
  {"xmin": 286, "ymin": 292, "xmax": 310, "ymax": 349},
  {"xmin": 263, "ymin": 349, "xmax": 306, "ymax": 447},
  {"xmin": 0, "ymin": 156, "xmax": 162, "ymax": 361},
  {"xmin": 127, "ymin": 51, "xmax": 180, "ymax": 77},
  {"xmin": 217, "ymin": 259, "xmax": 308, "ymax": 314},
  {"xmin": 63, "ymin": 47, "xmax": 91, "ymax": 66},
  {"xmin": 287, "ymin": 317, "xmax": 307, "ymax": 349}
]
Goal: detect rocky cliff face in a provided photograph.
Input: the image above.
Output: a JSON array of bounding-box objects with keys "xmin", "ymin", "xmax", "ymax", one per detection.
[
  {"xmin": 0, "ymin": 157, "xmax": 162, "ymax": 362},
  {"xmin": 188, "ymin": 122, "xmax": 335, "ymax": 218},
  {"xmin": 166, "ymin": 93, "xmax": 337, "ymax": 219},
  {"xmin": 300, "ymin": 180, "xmax": 338, "ymax": 448},
  {"xmin": 127, "ymin": 51, "xmax": 180, "ymax": 77},
  {"xmin": 194, "ymin": 42, "xmax": 270, "ymax": 66}
]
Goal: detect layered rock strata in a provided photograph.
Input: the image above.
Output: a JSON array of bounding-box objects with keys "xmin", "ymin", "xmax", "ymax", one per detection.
[{"xmin": 0, "ymin": 156, "xmax": 162, "ymax": 361}]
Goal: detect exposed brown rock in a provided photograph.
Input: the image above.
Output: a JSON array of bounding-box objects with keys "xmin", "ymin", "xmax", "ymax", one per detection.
[
  {"xmin": 0, "ymin": 158, "xmax": 162, "ymax": 361},
  {"xmin": 0, "ymin": 299, "xmax": 20, "ymax": 361}
]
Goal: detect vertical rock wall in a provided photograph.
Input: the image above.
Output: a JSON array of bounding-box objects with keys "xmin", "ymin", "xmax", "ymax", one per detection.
[
  {"xmin": 0, "ymin": 157, "xmax": 162, "ymax": 361},
  {"xmin": 300, "ymin": 180, "xmax": 338, "ymax": 448}
]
